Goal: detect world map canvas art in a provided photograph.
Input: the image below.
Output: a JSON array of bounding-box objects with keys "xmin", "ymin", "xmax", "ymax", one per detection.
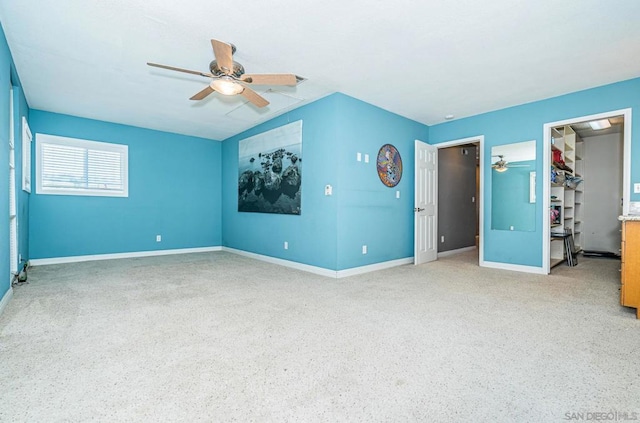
[{"xmin": 238, "ymin": 120, "xmax": 302, "ymax": 215}]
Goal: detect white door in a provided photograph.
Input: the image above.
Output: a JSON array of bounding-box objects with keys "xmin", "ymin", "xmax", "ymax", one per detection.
[{"xmin": 414, "ymin": 140, "xmax": 438, "ymax": 265}]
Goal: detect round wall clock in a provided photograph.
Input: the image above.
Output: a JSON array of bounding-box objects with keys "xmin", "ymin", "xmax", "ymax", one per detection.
[{"xmin": 376, "ymin": 144, "xmax": 403, "ymax": 187}]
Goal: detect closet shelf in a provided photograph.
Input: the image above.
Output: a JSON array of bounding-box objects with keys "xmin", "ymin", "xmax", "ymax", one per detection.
[{"xmin": 549, "ymin": 124, "xmax": 583, "ymax": 271}]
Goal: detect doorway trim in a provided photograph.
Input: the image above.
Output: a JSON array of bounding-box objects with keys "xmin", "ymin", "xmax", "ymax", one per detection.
[
  {"xmin": 432, "ymin": 135, "xmax": 485, "ymax": 266},
  {"xmin": 9, "ymin": 84, "xmax": 18, "ymax": 279},
  {"xmin": 542, "ymin": 108, "xmax": 632, "ymax": 274}
]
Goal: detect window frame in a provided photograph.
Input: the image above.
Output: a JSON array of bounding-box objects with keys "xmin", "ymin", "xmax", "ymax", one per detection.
[
  {"xmin": 35, "ymin": 133, "xmax": 129, "ymax": 198},
  {"xmin": 22, "ymin": 116, "xmax": 32, "ymax": 193}
]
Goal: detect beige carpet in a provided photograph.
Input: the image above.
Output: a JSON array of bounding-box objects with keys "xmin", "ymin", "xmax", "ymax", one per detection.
[{"xmin": 1, "ymin": 250, "xmax": 638, "ymax": 422}]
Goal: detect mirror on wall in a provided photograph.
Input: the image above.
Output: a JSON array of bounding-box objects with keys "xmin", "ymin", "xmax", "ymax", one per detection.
[{"xmin": 491, "ymin": 140, "xmax": 536, "ymax": 232}]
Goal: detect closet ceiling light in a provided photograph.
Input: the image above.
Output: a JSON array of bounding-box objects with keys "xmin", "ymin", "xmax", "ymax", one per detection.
[{"xmin": 589, "ymin": 119, "xmax": 611, "ymax": 130}]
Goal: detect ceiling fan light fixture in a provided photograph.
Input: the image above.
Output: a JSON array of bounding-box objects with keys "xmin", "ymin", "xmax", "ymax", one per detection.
[
  {"xmin": 210, "ymin": 77, "xmax": 244, "ymax": 96},
  {"xmin": 589, "ymin": 119, "xmax": 611, "ymax": 130}
]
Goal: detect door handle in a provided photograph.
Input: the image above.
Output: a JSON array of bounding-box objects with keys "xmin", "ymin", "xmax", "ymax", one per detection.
[{"xmin": 414, "ymin": 207, "xmax": 425, "ymax": 212}]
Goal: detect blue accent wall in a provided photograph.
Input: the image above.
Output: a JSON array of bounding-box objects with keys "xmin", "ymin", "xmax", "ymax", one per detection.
[
  {"xmin": 429, "ymin": 77, "xmax": 640, "ymax": 267},
  {"xmin": 28, "ymin": 111, "xmax": 222, "ymax": 259},
  {"xmin": 221, "ymin": 93, "xmax": 429, "ymax": 270},
  {"xmin": 222, "ymin": 95, "xmax": 341, "ymax": 269},
  {"xmin": 333, "ymin": 94, "xmax": 429, "ymax": 270},
  {"xmin": 14, "ymin": 86, "xmax": 30, "ymax": 265},
  {"xmin": 0, "ymin": 25, "xmax": 10, "ymax": 298},
  {"xmin": 0, "ymin": 23, "xmax": 30, "ymax": 300},
  {"xmin": 4, "ymin": 14, "xmax": 638, "ymax": 278}
]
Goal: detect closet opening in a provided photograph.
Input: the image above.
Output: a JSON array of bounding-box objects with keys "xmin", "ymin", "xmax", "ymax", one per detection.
[{"xmin": 543, "ymin": 110, "xmax": 630, "ymax": 273}]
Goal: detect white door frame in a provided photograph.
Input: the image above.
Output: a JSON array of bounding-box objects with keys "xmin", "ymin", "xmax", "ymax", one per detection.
[
  {"xmin": 431, "ymin": 135, "xmax": 485, "ymax": 266},
  {"xmin": 8, "ymin": 84, "xmax": 18, "ymax": 278},
  {"xmin": 542, "ymin": 108, "xmax": 632, "ymax": 274}
]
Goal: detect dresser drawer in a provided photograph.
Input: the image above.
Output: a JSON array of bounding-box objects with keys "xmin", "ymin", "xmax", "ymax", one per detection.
[{"xmin": 621, "ymin": 221, "xmax": 640, "ymax": 310}]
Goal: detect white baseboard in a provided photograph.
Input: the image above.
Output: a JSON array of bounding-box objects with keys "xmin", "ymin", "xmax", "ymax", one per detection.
[
  {"xmin": 29, "ymin": 245, "xmax": 416, "ymax": 279},
  {"xmin": 335, "ymin": 257, "xmax": 414, "ymax": 278},
  {"xmin": 222, "ymin": 247, "xmax": 413, "ymax": 279},
  {"xmin": 482, "ymin": 260, "xmax": 547, "ymax": 275},
  {"xmin": 222, "ymin": 247, "xmax": 337, "ymax": 278},
  {"xmin": 0, "ymin": 287, "xmax": 13, "ymax": 318},
  {"xmin": 438, "ymin": 246, "xmax": 476, "ymax": 258},
  {"xmin": 29, "ymin": 246, "xmax": 223, "ymax": 266}
]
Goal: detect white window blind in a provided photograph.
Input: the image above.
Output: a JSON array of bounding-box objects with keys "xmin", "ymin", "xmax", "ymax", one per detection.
[{"xmin": 36, "ymin": 134, "xmax": 128, "ymax": 197}]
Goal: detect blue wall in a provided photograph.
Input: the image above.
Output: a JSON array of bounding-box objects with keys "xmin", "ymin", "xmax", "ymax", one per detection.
[
  {"xmin": 222, "ymin": 95, "xmax": 341, "ymax": 269},
  {"xmin": 221, "ymin": 93, "xmax": 429, "ymax": 271},
  {"xmin": 334, "ymin": 94, "xmax": 429, "ymax": 270},
  {"xmin": 0, "ymin": 25, "xmax": 10, "ymax": 298},
  {"xmin": 0, "ymin": 23, "xmax": 30, "ymax": 301},
  {"xmin": 14, "ymin": 85, "xmax": 30, "ymax": 265},
  {"xmin": 28, "ymin": 111, "xmax": 222, "ymax": 259},
  {"xmin": 429, "ymin": 78, "xmax": 640, "ymax": 267},
  {"xmin": 4, "ymin": 15, "xmax": 639, "ymax": 278}
]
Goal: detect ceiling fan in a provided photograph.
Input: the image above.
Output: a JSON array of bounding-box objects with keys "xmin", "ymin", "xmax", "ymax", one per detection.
[
  {"xmin": 491, "ymin": 155, "xmax": 530, "ymax": 172},
  {"xmin": 147, "ymin": 39, "xmax": 301, "ymax": 108}
]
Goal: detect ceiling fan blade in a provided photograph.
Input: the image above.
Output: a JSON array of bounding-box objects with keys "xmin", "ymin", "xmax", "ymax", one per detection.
[
  {"xmin": 240, "ymin": 86, "xmax": 269, "ymax": 108},
  {"xmin": 147, "ymin": 62, "xmax": 213, "ymax": 78},
  {"xmin": 190, "ymin": 85, "xmax": 215, "ymax": 101},
  {"xmin": 211, "ymin": 39, "xmax": 234, "ymax": 74},
  {"xmin": 241, "ymin": 74, "xmax": 298, "ymax": 86}
]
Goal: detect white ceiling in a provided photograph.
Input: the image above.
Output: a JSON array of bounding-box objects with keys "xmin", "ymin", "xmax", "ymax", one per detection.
[{"xmin": 1, "ymin": 0, "xmax": 639, "ymax": 141}]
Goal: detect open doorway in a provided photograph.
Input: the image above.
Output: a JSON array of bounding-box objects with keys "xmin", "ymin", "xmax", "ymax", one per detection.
[
  {"xmin": 543, "ymin": 109, "xmax": 631, "ymax": 273},
  {"xmin": 436, "ymin": 136, "xmax": 484, "ymax": 265},
  {"xmin": 438, "ymin": 143, "xmax": 479, "ymax": 256}
]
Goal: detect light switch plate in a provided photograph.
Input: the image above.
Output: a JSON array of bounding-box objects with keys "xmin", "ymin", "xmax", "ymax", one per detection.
[{"xmin": 634, "ymin": 183, "xmax": 640, "ymax": 194}]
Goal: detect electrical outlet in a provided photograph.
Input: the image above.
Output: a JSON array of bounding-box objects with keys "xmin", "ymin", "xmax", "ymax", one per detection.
[
  {"xmin": 362, "ymin": 245, "xmax": 367, "ymax": 254},
  {"xmin": 156, "ymin": 235, "xmax": 161, "ymax": 242},
  {"xmin": 284, "ymin": 241, "xmax": 288, "ymax": 250}
]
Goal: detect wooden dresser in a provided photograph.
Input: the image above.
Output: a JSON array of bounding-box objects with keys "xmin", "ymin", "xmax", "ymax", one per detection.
[{"xmin": 620, "ymin": 218, "xmax": 640, "ymax": 319}]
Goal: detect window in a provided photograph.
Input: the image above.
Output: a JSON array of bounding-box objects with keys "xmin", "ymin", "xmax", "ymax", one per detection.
[
  {"xmin": 22, "ymin": 116, "xmax": 32, "ymax": 193},
  {"xmin": 36, "ymin": 134, "xmax": 128, "ymax": 197}
]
